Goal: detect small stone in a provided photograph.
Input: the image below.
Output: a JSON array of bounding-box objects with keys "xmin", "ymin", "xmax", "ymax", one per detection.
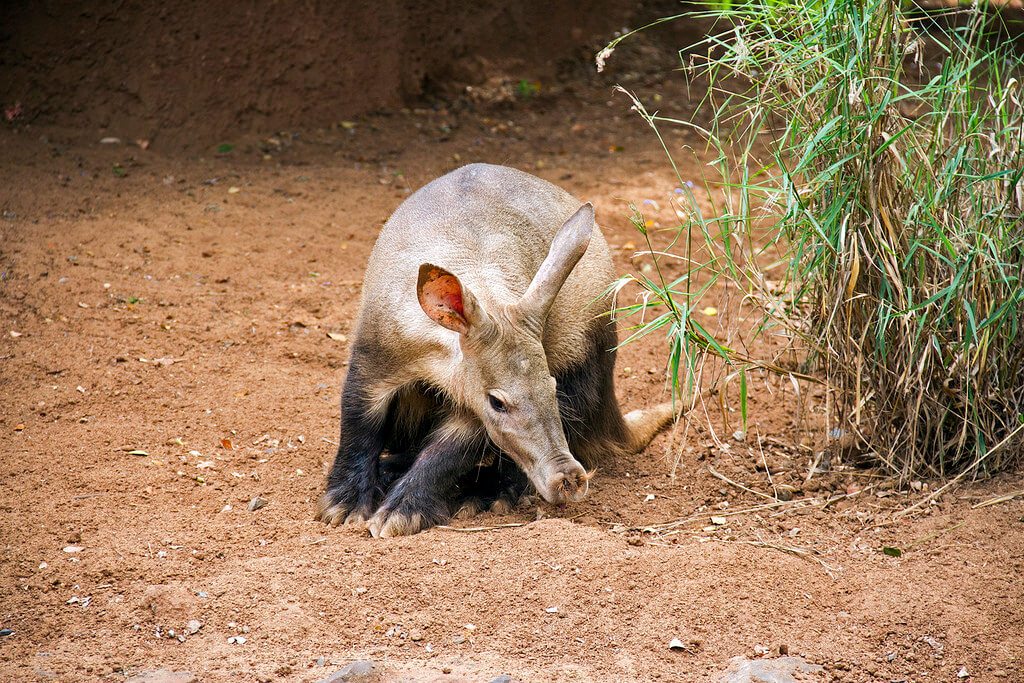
[
  {"xmin": 669, "ymin": 638, "xmax": 686, "ymax": 650},
  {"xmin": 318, "ymin": 659, "xmax": 377, "ymax": 683},
  {"xmin": 775, "ymin": 484, "xmax": 797, "ymax": 502},
  {"xmin": 410, "ymin": 630, "xmax": 423, "ymax": 642},
  {"xmin": 227, "ymin": 635, "xmax": 246, "ymax": 645},
  {"xmin": 315, "ymin": 657, "xmax": 326, "ymax": 667},
  {"xmin": 442, "ymin": 667, "xmax": 452, "ymax": 674},
  {"xmin": 0, "ymin": 629, "xmax": 12, "ymax": 637},
  {"xmin": 185, "ymin": 619, "xmax": 202, "ymax": 635},
  {"xmin": 452, "ymin": 635, "xmax": 465, "ymax": 645},
  {"xmin": 957, "ymin": 667, "xmax": 970, "ymax": 679},
  {"xmin": 490, "ymin": 676, "xmax": 513, "ymax": 683},
  {"xmin": 247, "ymin": 496, "xmax": 268, "ymax": 512}
]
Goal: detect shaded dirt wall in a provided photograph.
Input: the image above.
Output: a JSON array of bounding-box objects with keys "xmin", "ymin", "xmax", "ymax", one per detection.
[{"xmin": 0, "ymin": 1, "xmax": 639, "ymax": 146}]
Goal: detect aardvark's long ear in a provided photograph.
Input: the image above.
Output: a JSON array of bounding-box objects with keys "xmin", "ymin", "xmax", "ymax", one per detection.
[
  {"xmin": 516, "ymin": 202, "xmax": 594, "ymax": 322},
  {"xmin": 416, "ymin": 263, "xmax": 485, "ymax": 335}
]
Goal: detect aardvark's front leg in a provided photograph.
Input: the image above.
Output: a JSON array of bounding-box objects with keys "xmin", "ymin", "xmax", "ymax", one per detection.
[{"xmin": 368, "ymin": 412, "xmax": 487, "ymax": 538}]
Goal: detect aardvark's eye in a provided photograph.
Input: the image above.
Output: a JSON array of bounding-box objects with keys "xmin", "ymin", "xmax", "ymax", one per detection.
[{"xmin": 488, "ymin": 393, "xmax": 508, "ymax": 413}]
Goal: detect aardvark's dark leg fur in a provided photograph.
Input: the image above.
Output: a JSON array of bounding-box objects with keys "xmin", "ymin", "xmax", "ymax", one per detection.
[
  {"xmin": 452, "ymin": 452, "xmax": 529, "ymax": 518},
  {"xmin": 556, "ymin": 316, "xmax": 630, "ymax": 468},
  {"xmin": 317, "ymin": 348, "xmax": 392, "ymax": 526},
  {"xmin": 367, "ymin": 412, "xmax": 489, "ymax": 537}
]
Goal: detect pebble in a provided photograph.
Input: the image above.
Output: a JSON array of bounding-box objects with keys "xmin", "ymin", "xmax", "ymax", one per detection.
[
  {"xmin": 0, "ymin": 629, "xmax": 12, "ymax": 637},
  {"xmin": 318, "ymin": 659, "xmax": 377, "ymax": 683},
  {"xmin": 489, "ymin": 676, "xmax": 513, "ymax": 683},
  {"xmin": 774, "ymin": 484, "xmax": 797, "ymax": 501},
  {"xmin": 227, "ymin": 635, "xmax": 246, "ymax": 645},
  {"xmin": 409, "ymin": 630, "xmax": 423, "ymax": 642},
  {"xmin": 185, "ymin": 619, "xmax": 202, "ymax": 635},
  {"xmin": 248, "ymin": 496, "xmax": 268, "ymax": 511}
]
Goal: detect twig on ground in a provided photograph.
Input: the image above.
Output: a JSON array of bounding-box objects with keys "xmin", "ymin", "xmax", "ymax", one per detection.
[
  {"xmin": 302, "ymin": 537, "xmax": 328, "ymax": 546},
  {"xmin": 907, "ymin": 519, "xmax": 969, "ymax": 549},
  {"xmin": 708, "ymin": 465, "xmax": 777, "ymax": 501},
  {"xmin": 971, "ymin": 489, "xmax": 1024, "ymax": 509},
  {"xmin": 714, "ymin": 538, "xmax": 840, "ymax": 578},
  {"xmin": 436, "ymin": 522, "xmax": 528, "ymax": 533}
]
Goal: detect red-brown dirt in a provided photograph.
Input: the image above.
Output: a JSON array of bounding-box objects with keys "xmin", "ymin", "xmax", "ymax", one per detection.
[{"xmin": 1, "ymin": 29, "xmax": 1023, "ymax": 683}]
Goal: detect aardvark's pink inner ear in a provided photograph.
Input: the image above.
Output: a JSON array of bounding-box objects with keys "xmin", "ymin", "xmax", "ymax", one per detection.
[{"xmin": 417, "ymin": 264, "xmax": 470, "ymax": 334}]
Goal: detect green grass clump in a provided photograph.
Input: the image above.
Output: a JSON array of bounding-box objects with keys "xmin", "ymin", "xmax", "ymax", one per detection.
[{"xmin": 608, "ymin": 0, "xmax": 1024, "ymax": 479}]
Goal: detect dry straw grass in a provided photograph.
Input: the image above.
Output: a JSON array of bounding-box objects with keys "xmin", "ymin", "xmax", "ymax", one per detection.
[{"xmin": 607, "ymin": 0, "xmax": 1024, "ymax": 480}]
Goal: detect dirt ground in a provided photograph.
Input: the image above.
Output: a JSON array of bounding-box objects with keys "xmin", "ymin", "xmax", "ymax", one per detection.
[{"xmin": 2, "ymin": 51, "xmax": 1023, "ymax": 683}]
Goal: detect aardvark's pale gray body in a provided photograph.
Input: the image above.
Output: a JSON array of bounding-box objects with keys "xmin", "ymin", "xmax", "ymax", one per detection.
[{"xmin": 364, "ymin": 163, "xmax": 613, "ymax": 385}]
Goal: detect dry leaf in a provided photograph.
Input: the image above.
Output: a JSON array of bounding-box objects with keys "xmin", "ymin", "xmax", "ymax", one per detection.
[{"xmin": 221, "ymin": 438, "xmax": 234, "ymax": 450}]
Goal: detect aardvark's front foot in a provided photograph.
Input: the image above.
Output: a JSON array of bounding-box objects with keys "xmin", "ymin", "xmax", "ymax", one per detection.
[
  {"xmin": 315, "ymin": 484, "xmax": 376, "ymax": 529},
  {"xmin": 366, "ymin": 484, "xmax": 448, "ymax": 538}
]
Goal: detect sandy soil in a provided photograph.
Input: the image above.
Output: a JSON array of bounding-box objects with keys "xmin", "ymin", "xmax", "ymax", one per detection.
[{"xmin": 1, "ymin": 65, "xmax": 1023, "ymax": 683}]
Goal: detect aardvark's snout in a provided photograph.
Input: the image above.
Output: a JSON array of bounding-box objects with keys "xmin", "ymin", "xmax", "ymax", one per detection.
[{"xmin": 535, "ymin": 457, "xmax": 590, "ymax": 505}]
